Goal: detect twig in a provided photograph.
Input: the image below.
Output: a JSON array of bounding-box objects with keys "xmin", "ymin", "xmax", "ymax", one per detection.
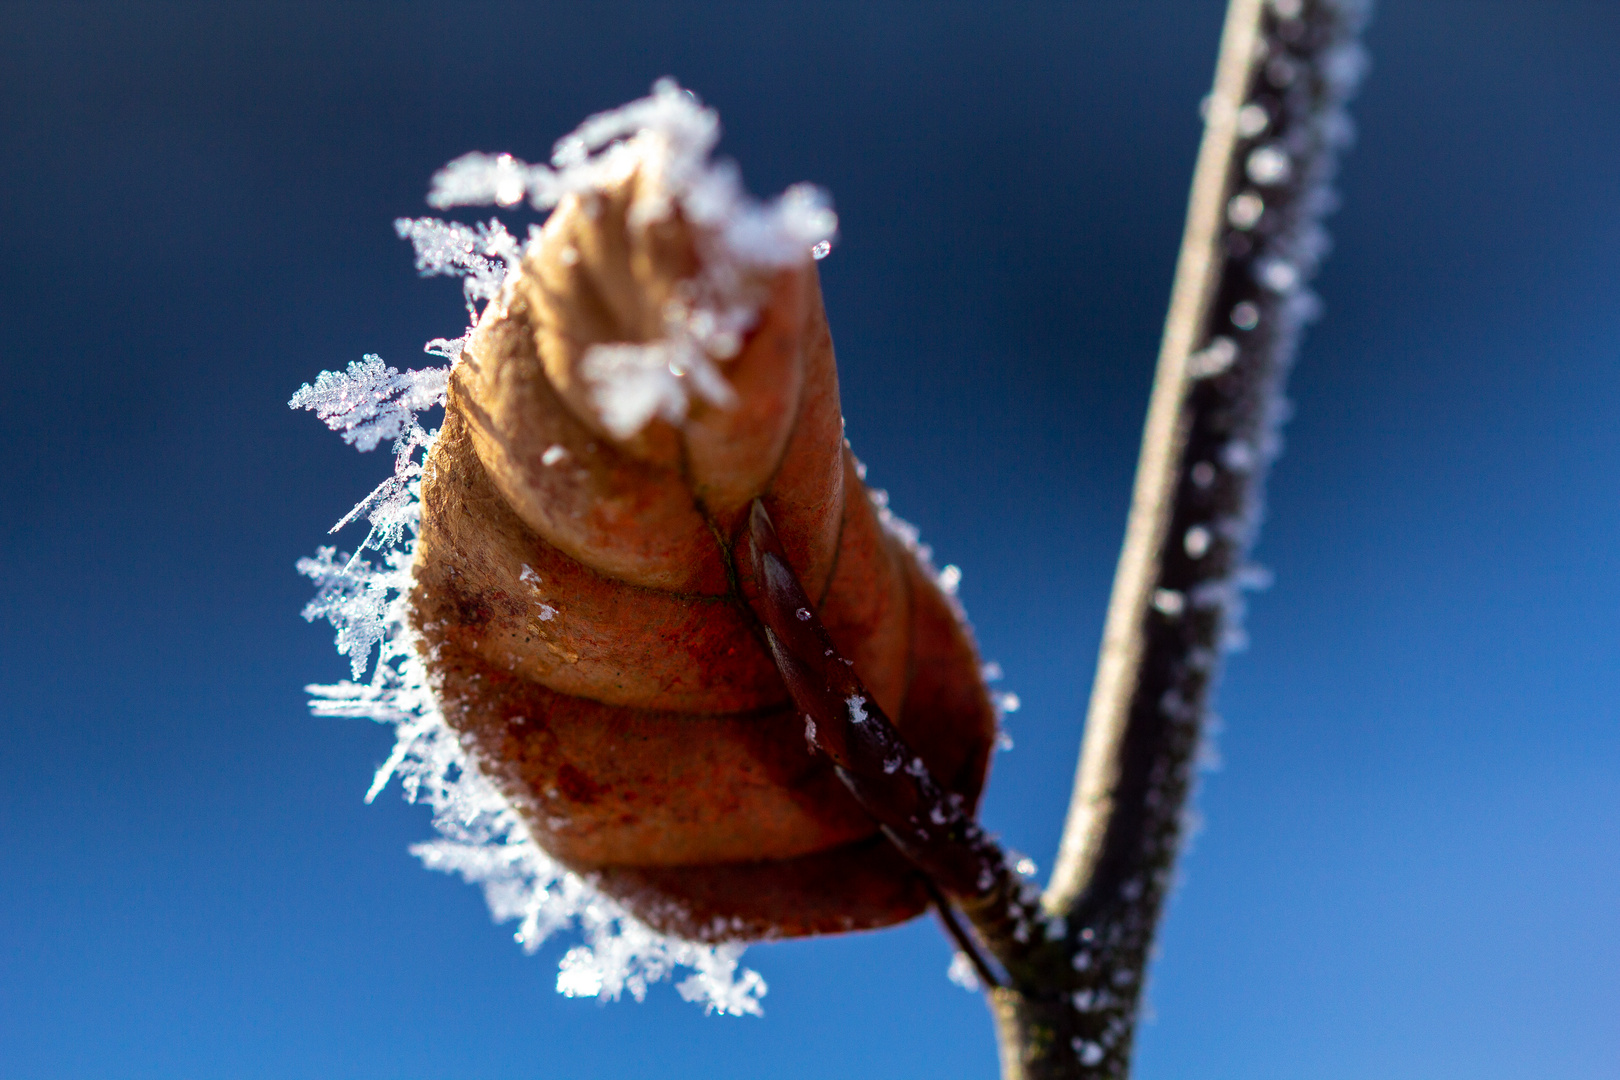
[{"xmin": 1032, "ymin": 0, "xmax": 1368, "ymax": 1074}]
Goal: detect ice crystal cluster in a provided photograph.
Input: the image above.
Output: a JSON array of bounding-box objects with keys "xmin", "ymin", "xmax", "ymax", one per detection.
[
  {"xmin": 285, "ymin": 80, "xmax": 860, "ymax": 1015},
  {"xmin": 427, "ymin": 77, "xmax": 837, "ymax": 440}
]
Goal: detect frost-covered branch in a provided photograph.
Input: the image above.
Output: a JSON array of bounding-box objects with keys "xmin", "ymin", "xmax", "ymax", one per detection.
[{"xmin": 985, "ymin": 1, "xmax": 1368, "ymax": 1076}]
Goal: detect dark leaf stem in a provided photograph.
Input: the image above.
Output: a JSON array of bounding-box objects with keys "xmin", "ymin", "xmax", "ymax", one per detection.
[{"xmin": 740, "ymin": 501, "xmax": 1049, "ymax": 972}]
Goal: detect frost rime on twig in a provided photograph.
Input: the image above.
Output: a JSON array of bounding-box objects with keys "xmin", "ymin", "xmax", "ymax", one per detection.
[{"xmin": 1024, "ymin": 2, "xmax": 1370, "ymax": 1076}]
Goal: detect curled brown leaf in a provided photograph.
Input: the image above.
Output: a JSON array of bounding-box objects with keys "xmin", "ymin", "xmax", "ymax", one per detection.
[{"xmin": 410, "ymin": 162, "xmax": 997, "ymax": 941}]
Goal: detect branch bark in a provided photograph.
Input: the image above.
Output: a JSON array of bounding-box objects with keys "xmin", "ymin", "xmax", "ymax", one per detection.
[{"xmin": 745, "ymin": 0, "xmax": 1368, "ymax": 1075}]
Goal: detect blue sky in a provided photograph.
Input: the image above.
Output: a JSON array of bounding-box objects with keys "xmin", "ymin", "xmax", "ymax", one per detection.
[{"xmin": 2, "ymin": 3, "xmax": 1616, "ymax": 1077}]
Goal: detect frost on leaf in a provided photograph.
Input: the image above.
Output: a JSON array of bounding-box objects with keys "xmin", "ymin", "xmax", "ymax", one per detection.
[
  {"xmin": 289, "ymin": 355, "xmax": 444, "ymax": 556},
  {"xmin": 292, "ymin": 362, "xmax": 767, "ymax": 1012},
  {"xmin": 289, "ymin": 81, "xmax": 784, "ymax": 1016},
  {"xmin": 288, "ymin": 354, "xmax": 446, "ymax": 454},
  {"xmin": 394, "ymin": 217, "xmax": 523, "ymax": 316},
  {"xmin": 424, "ymin": 77, "xmax": 837, "ymax": 441}
]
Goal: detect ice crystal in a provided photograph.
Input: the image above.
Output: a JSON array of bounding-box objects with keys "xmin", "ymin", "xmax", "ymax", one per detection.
[
  {"xmin": 946, "ymin": 951, "xmax": 982, "ymax": 992},
  {"xmin": 866, "ymin": 477, "xmax": 1015, "ymax": 749},
  {"xmin": 288, "ymin": 355, "xmax": 446, "ymax": 454},
  {"xmin": 394, "ymin": 216, "xmax": 523, "ymax": 317}
]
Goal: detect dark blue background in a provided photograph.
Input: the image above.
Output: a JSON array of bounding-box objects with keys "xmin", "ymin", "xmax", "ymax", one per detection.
[{"xmin": 3, "ymin": 3, "xmax": 1616, "ymax": 1077}]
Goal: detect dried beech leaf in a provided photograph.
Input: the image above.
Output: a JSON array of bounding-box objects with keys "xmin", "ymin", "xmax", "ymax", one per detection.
[
  {"xmin": 410, "ymin": 107, "xmax": 997, "ymax": 943},
  {"xmin": 296, "ymin": 88, "xmax": 1000, "ymax": 1007}
]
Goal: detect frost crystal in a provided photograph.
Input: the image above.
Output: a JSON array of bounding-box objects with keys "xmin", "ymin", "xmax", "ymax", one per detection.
[
  {"xmin": 289, "ymin": 83, "xmax": 791, "ymax": 1017},
  {"xmin": 289, "ymin": 355, "xmax": 446, "ymax": 454},
  {"xmin": 425, "ymin": 78, "xmax": 837, "ymax": 440},
  {"xmin": 394, "ymin": 216, "xmax": 522, "ymax": 317},
  {"xmin": 946, "ymin": 951, "xmax": 982, "ymax": 992}
]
